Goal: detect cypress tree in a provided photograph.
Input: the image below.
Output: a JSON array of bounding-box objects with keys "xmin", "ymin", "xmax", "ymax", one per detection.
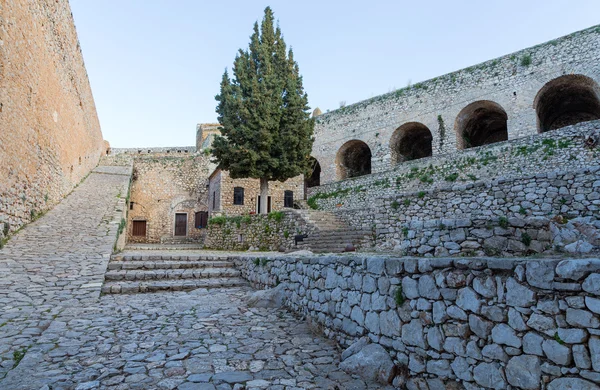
[{"xmin": 213, "ymin": 7, "xmax": 314, "ymax": 214}]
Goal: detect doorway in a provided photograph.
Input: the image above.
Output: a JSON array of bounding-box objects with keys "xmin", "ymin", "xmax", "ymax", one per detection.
[{"xmin": 175, "ymin": 213, "xmax": 187, "ymax": 236}]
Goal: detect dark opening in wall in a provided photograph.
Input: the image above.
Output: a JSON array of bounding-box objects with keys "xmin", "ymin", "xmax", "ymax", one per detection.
[
  {"xmin": 305, "ymin": 157, "xmax": 321, "ymax": 188},
  {"xmin": 390, "ymin": 122, "xmax": 433, "ymax": 164},
  {"xmin": 455, "ymin": 100, "xmax": 508, "ymax": 149},
  {"xmin": 336, "ymin": 140, "xmax": 372, "ymax": 180},
  {"xmin": 534, "ymin": 74, "xmax": 600, "ymax": 132},
  {"xmin": 233, "ymin": 187, "xmax": 244, "ymax": 205}
]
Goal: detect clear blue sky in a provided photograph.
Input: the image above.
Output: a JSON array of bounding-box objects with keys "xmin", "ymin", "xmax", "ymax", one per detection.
[{"xmin": 70, "ymin": 0, "xmax": 600, "ymax": 148}]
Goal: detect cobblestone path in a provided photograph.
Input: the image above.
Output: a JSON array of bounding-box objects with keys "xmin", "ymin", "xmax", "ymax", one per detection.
[{"xmin": 0, "ymin": 167, "xmax": 377, "ymax": 389}]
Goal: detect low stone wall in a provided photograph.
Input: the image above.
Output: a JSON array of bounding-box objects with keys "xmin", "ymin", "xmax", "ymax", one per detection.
[
  {"xmin": 235, "ymin": 254, "xmax": 600, "ymax": 389},
  {"xmin": 110, "ymin": 146, "xmax": 197, "ymax": 155},
  {"xmin": 332, "ymin": 164, "xmax": 600, "ymax": 256},
  {"xmin": 204, "ymin": 211, "xmax": 315, "ymax": 251},
  {"xmin": 309, "ymin": 121, "xmax": 600, "ymax": 212}
]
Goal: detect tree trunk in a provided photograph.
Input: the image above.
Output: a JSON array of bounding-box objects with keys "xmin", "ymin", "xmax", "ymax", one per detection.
[{"xmin": 259, "ymin": 177, "xmax": 269, "ymax": 214}]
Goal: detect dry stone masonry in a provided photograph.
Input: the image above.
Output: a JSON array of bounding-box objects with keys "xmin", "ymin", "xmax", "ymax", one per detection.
[{"xmin": 237, "ymin": 254, "xmax": 600, "ymax": 389}]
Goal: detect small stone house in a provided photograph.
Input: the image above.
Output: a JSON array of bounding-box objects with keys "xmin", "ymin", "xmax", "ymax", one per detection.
[{"xmin": 207, "ymin": 168, "xmax": 304, "ymax": 216}]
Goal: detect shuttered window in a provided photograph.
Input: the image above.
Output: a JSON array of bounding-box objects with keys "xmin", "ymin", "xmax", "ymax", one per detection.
[
  {"xmin": 233, "ymin": 187, "xmax": 244, "ymax": 205},
  {"xmin": 132, "ymin": 220, "xmax": 147, "ymax": 237},
  {"xmin": 195, "ymin": 211, "xmax": 208, "ymax": 229}
]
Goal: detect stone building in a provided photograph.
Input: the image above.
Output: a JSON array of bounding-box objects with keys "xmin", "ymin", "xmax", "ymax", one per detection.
[
  {"xmin": 0, "ymin": 0, "xmax": 105, "ymax": 240},
  {"xmin": 117, "ymin": 123, "xmax": 304, "ymax": 244},
  {"xmin": 310, "ymin": 25, "xmax": 600, "ymax": 185},
  {"xmin": 207, "ymin": 168, "xmax": 304, "ymax": 216}
]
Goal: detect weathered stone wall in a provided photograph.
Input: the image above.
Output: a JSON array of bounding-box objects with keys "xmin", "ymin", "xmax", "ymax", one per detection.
[
  {"xmin": 209, "ymin": 169, "xmax": 304, "ymax": 216},
  {"xmin": 110, "ymin": 147, "xmax": 197, "ymax": 156},
  {"xmin": 0, "ymin": 0, "xmax": 104, "ymax": 239},
  {"xmin": 335, "ymin": 165, "xmax": 600, "ymax": 256},
  {"xmin": 236, "ymin": 254, "xmax": 600, "ymax": 389},
  {"xmin": 127, "ymin": 154, "xmax": 215, "ymax": 243},
  {"xmin": 312, "ymin": 25, "xmax": 600, "ymax": 184},
  {"xmin": 204, "ymin": 210, "xmax": 315, "ymax": 251},
  {"xmin": 309, "ymin": 121, "xmax": 600, "ymax": 211}
]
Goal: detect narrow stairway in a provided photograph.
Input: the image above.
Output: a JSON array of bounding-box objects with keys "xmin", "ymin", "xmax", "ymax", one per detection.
[
  {"xmin": 293, "ymin": 209, "xmax": 372, "ymax": 253},
  {"xmin": 101, "ymin": 249, "xmax": 248, "ymax": 294}
]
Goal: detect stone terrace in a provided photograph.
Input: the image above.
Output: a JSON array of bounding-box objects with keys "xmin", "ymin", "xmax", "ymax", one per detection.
[{"xmin": 0, "ymin": 167, "xmax": 381, "ymax": 389}]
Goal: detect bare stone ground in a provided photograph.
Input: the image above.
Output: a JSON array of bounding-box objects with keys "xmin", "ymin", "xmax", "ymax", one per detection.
[{"xmin": 0, "ymin": 169, "xmax": 381, "ymax": 390}]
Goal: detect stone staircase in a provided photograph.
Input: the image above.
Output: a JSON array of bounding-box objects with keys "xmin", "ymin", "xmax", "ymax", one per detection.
[
  {"xmin": 293, "ymin": 210, "xmax": 372, "ymax": 253},
  {"xmin": 101, "ymin": 250, "xmax": 248, "ymax": 294}
]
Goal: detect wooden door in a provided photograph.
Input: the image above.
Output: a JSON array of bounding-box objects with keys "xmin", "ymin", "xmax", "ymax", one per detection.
[
  {"xmin": 175, "ymin": 213, "xmax": 187, "ymax": 236},
  {"xmin": 132, "ymin": 220, "xmax": 146, "ymax": 237}
]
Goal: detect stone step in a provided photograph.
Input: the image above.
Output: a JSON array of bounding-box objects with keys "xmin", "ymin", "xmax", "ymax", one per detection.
[
  {"xmin": 107, "ymin": 260, "xmax": 234, "ymax": 271},
  {"xmin": 111, "ymin": 254, "xmax": 231, "ymax": 262},
  {"xmin": 104, "ymin": 267, "xmax": 241, "ymax": 281},
  {"xmin": 101, "ymin": 277, "xmax": 249, "ymax": 294}
]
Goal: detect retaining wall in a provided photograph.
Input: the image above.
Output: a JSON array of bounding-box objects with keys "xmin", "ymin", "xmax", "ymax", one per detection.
[{"xmin": 236, "ymin": 254, "xmax": 600, "ymax": 389}]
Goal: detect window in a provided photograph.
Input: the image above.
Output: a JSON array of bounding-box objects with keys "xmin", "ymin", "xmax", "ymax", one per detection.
[
  {"xmin": 284, "ymin": 191, "xmax": 294, "ymax": 208},
  {"xmin": 132, "ymin": 220, "xmax": 146, "ymax": 237},
  {"xmin": 233, "ymin": 187, "xmax": 244, "ymax": 205},
  {"xmin": 129, "ymin": 202, "xmax": 134, "ymax": 210},
  {"xmin": 195, "ymin": 211, "xmax": 208, "ymax": 229},
  {"xmin": 212, "ymin": 191, "xmax": 216, "ymax": 209}
]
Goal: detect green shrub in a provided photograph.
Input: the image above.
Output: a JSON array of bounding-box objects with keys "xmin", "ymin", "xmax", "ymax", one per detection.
[
  {"xmin": 403, "ymin": 199, "xmax": 411, "ymax": 206},
  {"xmin": 208, "ymin": 216, "xmax": 227, "ymax": 226},
  {"xmin": 268, "ymin": 211, "xmax": 284, "ymax": 222},
  {"xmin": 499, "ymin": 216, "xmax": 508, "ymax": 229},
  {"xmin": 394, "ymin": 286, "xmax": 404, "ymax": 306},
  {"xmin": 520, "ymin": 54, "xmax": 532, "ymax": 66},
  {"xmin": 253, "ymin": 258, "xmax": 260, "ymax": 266},
  {"xmin": 417, "ymin": 191, "xmax": 426, "ymax": 199},
  {"xmin": 444, "ymin": 172, "xmax": 459, "ymax": 182},
  {"xmin": 391, "ymin": 200, "xmax": 400, "ymax": 210},
  {"xmin": 521, "ymin": 232, "xmax": 532, "ymax": 246},
  {"xmin": 519, "ymin": 207, "xmax": 527, "ymax": 215},
  {"xmin": 283, "ymin": 230, "xmax": 290, "ymax": 238}
]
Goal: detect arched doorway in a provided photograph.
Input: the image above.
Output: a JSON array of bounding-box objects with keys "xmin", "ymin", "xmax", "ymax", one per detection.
[
  {"xmin": 336, "ymin": 140, "xmax": 372, "ymax": 180},
  {"xmin": 390, "ymin": 122, "xmax": 433, "ymax": 164},
  {"xmin": 534, "ymin": 75, "xmax": 600, "ymax": 132},
  {"xmin": 304, "ymin": 157, "xmax": 321, "ymax": 200},
  {"xmin": 455, "ymin": 101, "xmax": 508, "ymax": 149}
]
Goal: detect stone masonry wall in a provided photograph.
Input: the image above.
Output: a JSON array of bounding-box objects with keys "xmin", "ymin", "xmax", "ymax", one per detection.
[
  {"xmin": 204, "ymin": 210, "xmax": 315, "ymax": 251},
  {"xmin": 0, "ymin": 0, "xmax": 104, "ymax": 240},
  {"xmin": 312, "ymin": 25, "xmax": 600, "ymax": 184},
  {"xmin": 309, "ymin": 120, "xmax": 600, "ymax": 211},
  {"xmin": 236, "ymin": 254, "xmax": 600, "ymax": 389},
  {"xmin": 335, "ymin": 164, "xmax": 600, "ymax": 256},
  {"xmin": 209, "ymin": 169, "xmax": 305, "ymax": 216},
  {"xmin": 127, "ymin": 154, "xmax": 215, "ymax": 243}
]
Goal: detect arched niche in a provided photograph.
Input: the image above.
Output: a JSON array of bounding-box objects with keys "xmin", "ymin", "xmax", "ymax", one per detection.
[
  {"xmin": 305, "ymin": 157, "xmax": 321, "ymax": 188},
  {"xmin": 390, "ymin": 122, "xmax": 433, "ymax": 164},
  {"xmin": 534, "ymin": 74, "xmax": 600, "ymax": 132},
  {"xmin": 336, "ymin": 140, "xmax": 372, "ymax": 180},
  {"xmin": 455, "ymin": 100, "xmax": 508, "ymax": 149}
]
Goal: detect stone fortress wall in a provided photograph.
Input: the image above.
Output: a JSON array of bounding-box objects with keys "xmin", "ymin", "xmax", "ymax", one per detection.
[
  {"xmin": 238, "ymin": 254, "xmax": 600, "ymax": 389},
  {"xmin": 311, "ymin": 25, "xmax": 600, "ymax": 185},
  {"xmin": 0, "ymin": 0, "xmax": 105, "ymax": 241}
]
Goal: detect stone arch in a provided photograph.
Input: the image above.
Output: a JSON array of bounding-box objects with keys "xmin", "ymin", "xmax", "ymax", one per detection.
[
  {"xmin": 336, "ymin": 140, "xmax": 372, "ymax": 180},
  {"xmin": 455, "ymin": 100, "xmax": 508, "ymax": 149},
  {"xmin": 390, "ymin": 122, "xmax": 433, "ymax": 164},
  {"xmin": 305, "ymin": 157, "xmax": 321, "ymax": 188},
  {"xmin": 534, "ymin": 74, "xmax": 600, "ymax": 132}
]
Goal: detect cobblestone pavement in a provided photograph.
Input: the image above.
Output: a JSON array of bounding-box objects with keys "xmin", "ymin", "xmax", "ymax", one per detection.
[{"xmin": 0, "ymin": 168, "xmax": 378, "ymax": 390}]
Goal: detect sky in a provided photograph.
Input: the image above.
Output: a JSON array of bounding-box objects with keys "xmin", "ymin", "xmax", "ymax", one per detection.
[{"xmin": 70, "ymin": 0, "xmax": 600, "ymax": 148}]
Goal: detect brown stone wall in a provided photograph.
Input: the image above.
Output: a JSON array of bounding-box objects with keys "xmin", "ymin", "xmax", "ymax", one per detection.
[
  {"xmin": 127, "ymin": 155, "xmax": 215, "ymax": 243},
  {"xmin": 209, "ymin": 169, "xmax": 304, "ymax": 216},
  {"xmin": 0, "ymin": 0, "xmax": 104, "ymax": 238}
]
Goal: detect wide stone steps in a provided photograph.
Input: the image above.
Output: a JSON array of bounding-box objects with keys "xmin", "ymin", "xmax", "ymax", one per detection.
[
  {"xmin": 104, "ymin": 267, "xmax": 241, "ymax": 281},
  {"xmin": 101, "ymin": 277, "xmax": 249, "ymax": 294},
  {"xmin": 102, "ymin": 250, "xmax": 247, "ymax": 294},
  {"xmin": 107, "ymin": 260, "xmax": 233, "ymax": 270}
]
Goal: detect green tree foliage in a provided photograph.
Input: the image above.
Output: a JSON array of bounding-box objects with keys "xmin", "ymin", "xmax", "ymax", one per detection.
[{"xmin": 213, "ymin": 7, "xmax": 314, "ymax": 213}]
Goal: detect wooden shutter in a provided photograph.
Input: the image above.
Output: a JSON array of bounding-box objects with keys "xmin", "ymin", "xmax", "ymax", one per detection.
[{"xmin": 132, "ymin": 220, "xmax": 146, "ymax": 236}]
